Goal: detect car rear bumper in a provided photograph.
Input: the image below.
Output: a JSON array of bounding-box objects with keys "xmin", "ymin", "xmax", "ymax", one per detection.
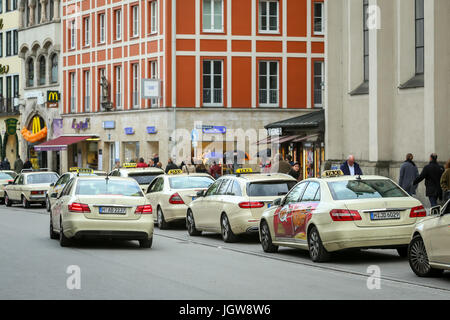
[
  {"xmin": 62, "ymin": 214, "xmax": 154, "ymax": 240},
  {"xmin": 161, "ymin": 205, "xmax": 189, "ymax": 222},
  {"xmin": 229, "ymin": 213, "xmax": 260, "ymax": 235},
  {"xmin": 27, "ymin": 195, "xmax": 46, "ymax": 202}
]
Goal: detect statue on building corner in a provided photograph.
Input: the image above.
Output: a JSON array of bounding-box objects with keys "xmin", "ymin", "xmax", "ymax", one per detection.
[{"xmin": 100, "ymin": 75, "xmax": 113, "ymax": 111}]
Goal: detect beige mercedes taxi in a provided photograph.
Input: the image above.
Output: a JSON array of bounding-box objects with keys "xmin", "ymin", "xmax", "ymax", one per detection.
[
  {"xmin": 259, "ymin": 170, "xmax": 426, "ymax": 262},
  {"xmin": 187, "ymin": 169, "xmax": 297, "ymax": 242},
  {"xmin": 146, "ymin": 169, "xmax": 215, "ymax": 229},
  {"xmin": 109, "ymin": 163, "xmax": 164, "ymax": 193},
  {"xmin": 49, "ymin": 176, "xmax": 154, "ymax": 248},
  {"xmin": 4, "ymin": 170, "xmax": 59, "ymax": 208},
  {"xmin": 0, "ymin": 170, "xmax": 17, "ymax": 204},
  {"xmin": 408, "ymin": 200, "xmax": 450, "ymax": 277}
]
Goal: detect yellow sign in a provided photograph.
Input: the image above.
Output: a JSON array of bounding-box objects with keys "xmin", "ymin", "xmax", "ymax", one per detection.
[
  {"xmin": 321, "ymin": 170, "xmax": 344, "ymax": 178},
  {"xmin": 0, "ymin": 64, "xmax": 9, "ymax": 75},
  {"xmin": 77, "ymin": 168, "xmax": 94, "ymax": 175},
  {"xmin": 69, "ymin": 167, "xmax": 80, "ymax": 172},
  {"xmin": 236, "ymin": 168, "xmax": 253, "ymax": 174},
  {"xmin": 168, "ymin": 169, "xmax": 183, "ymax": 175},
  {"xmin": 123, "ymin": 163, "xmax": 137, "ymax": 168}
]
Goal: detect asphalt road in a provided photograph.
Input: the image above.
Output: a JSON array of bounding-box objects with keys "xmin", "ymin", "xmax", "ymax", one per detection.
[{"xmin": 0, "ymin": 205, "xmax": 449, "ymax": 300}]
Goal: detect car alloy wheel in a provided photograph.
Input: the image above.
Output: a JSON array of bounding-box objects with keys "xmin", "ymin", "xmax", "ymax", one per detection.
[
  {"xmin": 157, "ymin": 207, "xmax": 167, "ymax": 230},
  {"xmin": 186, "ymin": 210, "xmax": 201, "ymax": 236},
  {"xmin": 5, "ymin": 194, "xmax": 11, "ymax": 207},
  {"xmin": 408, "ymin": 235, "xmax": 442, "ymax": 277},
  {"xmin": 22, "ymin": 196, "xmax": 30, "ymax": 209},
  {"xmin": 46, "ymin": 197, "xmax": 51, "ymax": 212},
  {"xmin": 308, "ymin": 227, "xmax": 330, "ymax": 262},
  {"xmin": 260, "ymin": 221, "xmax": 278, "ymax": 253},
  {"xmin": 49, "ymin": 213, "xmax": 58, "ymax": 240},
  {"xmin": 221, "ymin": 214, "xmax": 237, "ymax": 243}
]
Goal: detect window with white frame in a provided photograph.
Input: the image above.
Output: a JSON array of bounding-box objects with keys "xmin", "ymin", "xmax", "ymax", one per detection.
[
  {"xmin": 84, "ymin": 17, "xmax": 90, "ymax": 46},
  {"xmin": 259, "ymin": 0, "xmax": 279, "ymax": 33},
  {"xmin": 115, "ymin": 66, "xmax": 122, "ymax": 109},
  {"xmin": 70, "ymin": 20, "xmax": 76, "ymax": 49},
  {"xmin": 70, "ymin": 72, "xmax": 76, "ymax": 113},
  {"xmin": 84, "ymin": 71, "xmax": 90, "ymax": 112},
  {"xmin": 132, "ymin": 63, "xmax": 139, "ymax": 108},
  {"xmin": 313, "ymin": 2, "xmax": 324, "ymax": 35},
  {"xmin": 150, "ymin": 60, "xmax": 158, "ymax": 107},
  {"xmin": 363, "ymin": 0, "xmax": 369, "ymax": 82},
  {"xmin": 203, "ymin": 60, "xmax": 223, "ymax": 106},
  {"xmin": 313, "ymin": 61, "xmax": 324, "ymax": 107},
  {"xmin": 203, "ymin": 0, "xmax": 223, "ymax": 32},
  {"xmin": 415, "ymin": 0, "xmax": 424, "ymax": 75},
  {"xmin": 132, "ymin": 6, "xmax": 139, "ymax": 37},
  {"xmin": 99, "ymin": 13, "xmax": 105, "ymax": 43},
  {"xmin": 150, "ymin": 1, "xmax": 158, "ymax": 33},
  {"xmin": 259, "ymin": 61, "xmax": 278, "ymax": 106},
  {"xmin": 115, "ymin": 10, "xmax": 122, "ymax": 40}
]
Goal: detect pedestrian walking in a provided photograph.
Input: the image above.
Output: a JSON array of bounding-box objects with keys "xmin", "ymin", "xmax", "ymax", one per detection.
[
  {"xmin": 152, "ymin": 154, "xmax": 159, "ymax": 167},
  {"xmin": 114, "ymin": 160, "xmax": 121, "ymax": 169},
  {"xmin": 195, "ymin": 163, "xmax": 208, "ymax": 173},
  {"xmin": 148, "ymin": 159, "xmax": 154, "ymax": 167},
  {"xmin": 399, "ymin": 153, "xmax": 419, "ymax": 195},
  {"xmin": 136, "ymin": 157, "xmax": 149, "ymax": 168},
  {"xmin": 14, "ymin": 156, "xmax": 23, "ymax": 174},
  {"xmin": 288, "ymin": 162, "xmax": 302, "ymax": 181},
  {"xmin": 413, "ymin": 153, "xmax": 444, "ymax": 207},
  {"xmin": 440, "ymin": 159, "xmax": 450, "ymax": 203},
  {"xmin": 340, "ymin": 155, "xmax": 363, "ymax": 176},
  {"xmin": 23, "ymin": 159, "xmax": 32, "ymax": 170},
  {"xmin": 165, "ymin": 158, "xmax": 179, "ymax": 173},
  {"xmin": 2, "ymin": 158, "xmax": 11, "ymax": 170},
  {"xmin": 156, "ymin": 162, "xmax": 162, "ymax": 169},
  {"xmin": 209, "ymin": 161, "xmax": 222, "ymax": 178},
  {"xmin": 272, "ymin": 154, "xmax": 291, "ymax": 174}
]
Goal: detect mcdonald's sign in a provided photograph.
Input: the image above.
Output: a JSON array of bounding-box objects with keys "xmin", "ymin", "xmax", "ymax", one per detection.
[{"xmin": 47, "ymin": 91, "xmax": 60, "ymax": 102}]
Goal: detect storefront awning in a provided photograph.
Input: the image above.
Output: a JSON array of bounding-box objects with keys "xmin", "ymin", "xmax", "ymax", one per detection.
[
  {"xmin": 256, "ymin": 135, "xmax": 305, "ymax": 145},
  {"xmin": 265, "ymin": 109, "xmax": 324, "ymax": 131},
  {"xmin": 34, "ymin": 135, "xmax": 93, "ymax": 151}
]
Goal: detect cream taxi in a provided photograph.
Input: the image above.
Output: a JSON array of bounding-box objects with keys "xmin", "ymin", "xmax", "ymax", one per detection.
[
  {"xmin": 49, "ymin": 176, "xmax": 154, "ymax": 248},
  {"xmin": 146, "ymin": 169, "xmax": 215, "ymax": 229},
  {"xmin": 187, "ymin": 169, "xmax": 297, "ymax": 242},
  {"xmin": 0, "ymin": 170, "xmax": 17, "ymax": 204},
  {"xmin": 46, "ymin": 168, "xmax": 101, "ymax": 211},
  {"xmin": 408, "ymin": 200, "xmax": 450, "ymax": 277},
  {"xmin": 259, "ymin": 170, "xmax": 426, "ymax": 262},
  {"xmin": 109, "ymin": 163, "xmax": 165, "ymax": 193},
  {"xmin": 4, "ymin": 170, "xmax": 59, "ymax": 208}
]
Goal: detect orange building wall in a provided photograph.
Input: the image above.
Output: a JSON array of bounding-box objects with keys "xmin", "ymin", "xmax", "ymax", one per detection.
[{"xmin": 176, "ymin": 56, "xmax": 196, "ymax": 108}]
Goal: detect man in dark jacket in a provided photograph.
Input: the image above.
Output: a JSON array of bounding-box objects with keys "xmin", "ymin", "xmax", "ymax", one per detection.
[
  {"xmin": 14, "ymin": 156, "xmax": 23, "ymax": 173},
  {"xmin": 399, "ymin": 153, "xmax": 419, "ymax": 195},
  {"xmin": 2, "ymin": 158, "xmax": 11, "ymax": 170},
  {"xmin": 340, "ymin": 155, "xmax": 363, "ymax": 176},
  {"xmin": 165, "ymin": 158, "xmax": 179, "ymax": 173},
  {"xmin": 414, "ymin": 153, "xmax": 444, "ymax": 207}
]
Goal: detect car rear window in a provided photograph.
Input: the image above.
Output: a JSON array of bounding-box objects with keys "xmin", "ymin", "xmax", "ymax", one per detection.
[
  {"xmin": 169, "ymin": 176, "xmax": 214, "ymax": 189},
  {"xmin": 247, "ymin": 181, "xmax": 297, "ymax": 197},
  {"xmin": 75, "ymin": 180, "xmax": 143, "ymax": 197},
  {"xmin": 27, "ymin": 173, "xmax": 59, "ymax": 184},
  {"xmin": 328, "ymin": 179, "xmax": 408, "ymax": 200},
  {"xmin": 128, "ymin": 173, "xmax": 161, "ymax": 185},
  {"xmin": 0, "ymin": 172, "xmax": 14, "ymax": 179}
]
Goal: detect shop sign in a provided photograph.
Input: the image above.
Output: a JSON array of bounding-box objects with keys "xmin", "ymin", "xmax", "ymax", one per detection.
[
  {"xmin": 198, "ymin": 125, "xmax": 227, "ymax": 134},
  {"xmin": 5, "ymin": 118, "xmax": 18, "ymax": 135},
  {"xmin": 268, "ymin": 128, "xmax": 282, "ymax": 136},
  {"xmin": 47, "ymin": 91, "xmax": 60, "ymax": 102},
  {"xmin": 72, "ymin": 118, "xmax": 90, "ymax": 131},
  {"xmin": 102, "ymin": 121, "xmax": 115, "ymax": 129},
  {"xmin": 146, "ymin": 126, "xmax": 157, "ymax": 134},
  {"xmin": 142, "ymin": 79, "xmax": 161, "ymax": 99},
  {"xmin": 0, "ymin": 64, "xmax": 9, "ymax": 75},
  {"xmin": 125, "ymin": 127, "xmax": 135, "ymax": 135}
]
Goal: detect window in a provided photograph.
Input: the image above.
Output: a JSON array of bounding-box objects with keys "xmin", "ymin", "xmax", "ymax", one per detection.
[
  {"xmin": 70, "ymin": 19, "xmax": 76, "ymax": 49},
  {"xmin": 0, "ymin": 33, "xmax": 2, "ymax": 57},
  {"xmin": 39, "ymin": 56, "xmax": 46, "ymax": 85},
  {"xmin": 0, "ymin": 0, "xmax": 2, "ymax": 13},
  {"xmin": 27, "ymin": 58, "xmax": 34, "ymax": 87},
  {"xmin": 115, "ymin": 10, "xmax": 122, "ymax": 40},
  {"xmin": 363, "ymin": 0, "xmax": 369, "ymax": 81},
  {"xmin": 5, "ymin": 31, "xmax": 11, "ymax": 56},
  {"xmin": 99, "ymin": 68, "xmax": 105, "ymax": 105},
  {"xmin": 259, "ymin": 61, "xmax": 278, "ymax": 106},
  {"xmin": 132, "ymin": 6, "xmax": 139, "ymax": 37},
  {"xmin": 6, "ymin": 76, "xmax": 11, "ymax": 107},
  {"xmin": 328, "ymin": 180, "xmax": 408, "ymax": 200},
  {"xmin": 301, "ymin": 182, "xmax": 320, "ymax": 202},
  {"xmin": 50, "ymin": 54, "xmax": 58, "ymax": 83},
  {"xmin": 415, "ymin": 0, "xmax": 424, "ymax": 75},
  {"xmin": 37, "ymin": 1, "xmax": 42, "ymax": 23},
  {"xmin": 84, "ymin": 17, "xmax": 90, "ymax": 46},
  {"xmin": 150, "ymin": 1, "xmax": 158, "ymax": 33},
  {"xmin": 259, "ymin": 0, "xmax": 279, "ymax": 33},
  {"xmin": 13, "ymin": 75, "xmax": 18, "ymax": 99},
  {"xmin": 313, "ymin": 61, "xmax": 324, "ymax": 107},
  {"xmin": 115, "ymin": 66, "xmax": 122, "ymax": 109},
  {"xmin": 203, "ymin": 0, "xmax": 223, "ymax": 32},
  {"xmin": 99, "ymin": 13, "xmax": 105, "ymax": 43},
  {"xmin": 247, "ymin": 181, "xmax": 296, "ymax": 197},
  {"xmin": 284, "ymin": 182, "xmax": 308, "ymax": 204},
  {"xmin": 12, "ymin": 0, "xmax": 16, "ymax": 10},
  {"xmin": 313, "ymin": 2, "xmax": 324, "ymax": 35},
  {"xmin": 132, "ymin": 63, "xmax": 139, "ymax": 108},
  {"xmin": 6, "ymin": 0, "xmax": 9, "ymax": 11},
  {"xmin": 70, "ymin": 72, "xmax": 76, "ymax": 112},
  {"xmin": 49, "ymin": 0, "xmax": 54, "ymax": 21},
  {"xmin": 203, "ymin": 60, "xmax": 223, "ymax": 106},
  {"xmin": 150, "ymin": 60, "xmax": 158, "ymax": 107},
  {"xmin": 84, "ymin": 71, "xmax": 90, "ymax": 112},
  {"xmin": 13, "ymin": 30, "xmax": 17, "ymax": 55}
]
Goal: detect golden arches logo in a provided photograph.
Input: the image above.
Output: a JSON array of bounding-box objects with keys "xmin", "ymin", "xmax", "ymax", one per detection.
[{"xmin": 32, "ymin": 117, "xmax": 42, "ymax": 135}]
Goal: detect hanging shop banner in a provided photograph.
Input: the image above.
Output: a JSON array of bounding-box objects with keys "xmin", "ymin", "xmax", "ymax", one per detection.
[
  {"xmin": 52, "ymin": 119, "xmax": 63, "ymax": 138},
  {"xmin": 21, "ymin": 116, "xmax": 47, "ymax": 143},
  {"xmin": 72, "ymin": 118, "xmax": 90, "ymax": 131},
  {"xmin": 5, "ymin": 118, "xmax": 18, "ymax": 135}
]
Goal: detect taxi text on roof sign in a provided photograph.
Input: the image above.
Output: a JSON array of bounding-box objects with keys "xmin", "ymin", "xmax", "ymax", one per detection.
[
  {"xmin": 123, "ymin": 163, "xmax": 137, "ymax": 168},
  {"xmin": 168, "ymin": 169, "xmax": 183, "ymax": 175},
  {"xmin": 69, "ymin": 167, "xmax": 80, "ymax": 172},
  {"xmin": 235, "ymin": 168, "xmax": 253, "ymax": 174},
  {"xmin": 321, "ymin": 170, "xmax": 344, "ymax": 178},
  {"xmin": 77, "ymin": 168, "xmax": 94, "ymax": 175}
]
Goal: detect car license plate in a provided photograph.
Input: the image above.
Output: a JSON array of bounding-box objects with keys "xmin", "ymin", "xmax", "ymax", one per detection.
[
  {"xmin": 370, "ymin": 211, "xmax": 401, "ymax": 220},
  {"xmin": 99, "ymin": 207, "xmax": 127, "ymax": 214}
]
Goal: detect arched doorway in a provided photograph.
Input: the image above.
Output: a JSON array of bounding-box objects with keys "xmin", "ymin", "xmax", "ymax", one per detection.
[{"xmin": 22, "ymin": 115, "xmax": 48, "ymax": 169}]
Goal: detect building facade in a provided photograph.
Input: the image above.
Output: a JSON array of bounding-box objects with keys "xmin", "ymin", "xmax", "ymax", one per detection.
[
  {"xmin": 59, "ymin": 0, "xmax": 326, "ymax": 173},
  {"xmin": 18, "ymin": 0, "xmax": 62, "ymax": 171},
  {"xmin": 0, "ymin": 0, "xmax": 21, "ymax": 167},
  {"xmin": 325, "ymin": 0, "xmax": 450, "ymax": 203}
]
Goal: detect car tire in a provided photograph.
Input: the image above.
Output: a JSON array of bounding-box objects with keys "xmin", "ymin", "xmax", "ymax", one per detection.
[
  {"xmin": 186, "ymin": 210, "xmax": 202, "ymax": 236},
  {"xmin": 22, "ymin": 196, "xmax": 30, "ymax": 209},
  {"xmin": 397, "ymin": 247, "xmax": 408, "ymax": 258},
  {"xmin": 260, "ymin": 220, "xmax": 278, "ymax": 253},
  {"xmin": 221, "ymin": 214, "xmax": 237, "ymax": 243},
  {"xmin": 157, "ymin": 207, "xmax": 169, "ymax": 230},
  {"xmin": 0, "ymin": 197, "xmax": 4, "ymax": 205},
  {"xmin": 46, "ymin": 196, "xmax": 51, "ymax": 212},
  {"xmin": 408, "ymin": 234, "xmax": 444, "ymax": 277},
  {"xmin": 59, "ymin": 221, "xmax": 72, "ymax": 247},
  {"xmin": 49, "ymin": 213, "xmax": 58, "ymax": 240},
  {"xmin": 139, "ymin": 237, "xmax": 153, "ymax": 248},
  {"xmin": 4, "ymin": 193, "xmax": 11, "ymax": 207},
  {"xmin": 308, "ymin": 226, "xmax": 331, "ymax": 263}
]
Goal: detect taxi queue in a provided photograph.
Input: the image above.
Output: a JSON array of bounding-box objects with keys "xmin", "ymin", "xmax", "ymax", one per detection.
[{"xmin": 0, "ymin": 164, "xmax": 448, "ymax": 278}]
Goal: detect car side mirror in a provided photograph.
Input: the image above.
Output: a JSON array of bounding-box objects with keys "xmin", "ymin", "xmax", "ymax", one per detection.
[
  {"xmin": 8, "ymin": 181, "xmax": 13, "ymax": 185},
  {"xmin": 50, "ymin": 193, "xmax": 58, "ymax": 198},
  {"xmin": 197, "ymin": 190, "xmax": 205, "ymax": 197},
  {"xmin": 430, "ymin": 205, "xmax": 441, "ymax": 216},
  {"xmin": 272, "ymin": 198, "xmax": 282, "ymax": 207}
]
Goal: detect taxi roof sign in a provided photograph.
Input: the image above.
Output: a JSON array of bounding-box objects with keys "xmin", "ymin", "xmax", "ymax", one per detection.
[
  {"xmin": 321, "ymin": 170, "xmax": 344, "ymax": 178},
  {"xmin": 69, "ymin": 167, "xmax": 80, "ymax": 172},
  {"xmin": 76, "ymin": 168, "xmax": 94, "ymax": 175},
  {"xmin": 123, "ymin": 163, "xmax": 137, "ymax": 168},
  {"xmin": 235, "ymin": 168, "xmax": 253, "ymax": 174},
  {"xmin": 168, "ymin": 169, "xmax": 183, "ymax": 175}
]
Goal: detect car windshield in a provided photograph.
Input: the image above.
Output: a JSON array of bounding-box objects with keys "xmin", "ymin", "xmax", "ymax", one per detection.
[
  {"xmin": 128, "ymin": 173, "xmax": 161, "ymax": 185},
  {"xmin": 247, "ymin": 181, "xmax": 297, "ymax": 197},
  {"xmin": 75, "ymin": 180, "xmax": 143, "ymax": 197},
  {"xmin": 0, "ymin": 172, "xmax": 14, "ymax": 179},
  {"xmin": 169, "ymin": 176, "xmax": 214, "ymax": 189},
  {"xmin": 328, "ymin": 179, "xmax": 408, "ymax": 200},
  {"xmin": 26, "ymin": 173, "xmax": 59, "ymax": 184}
]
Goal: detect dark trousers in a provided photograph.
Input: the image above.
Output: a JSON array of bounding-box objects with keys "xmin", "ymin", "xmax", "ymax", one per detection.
[{"xmin": 429, "ymin": 196, "xmax": 438, "ymax": 207}]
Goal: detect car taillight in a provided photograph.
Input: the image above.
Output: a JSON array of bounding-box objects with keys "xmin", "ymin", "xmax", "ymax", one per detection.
[
  {"xmin": 31, "ymin": 191, "xmax": 44, "ymax": 195},
  {"xmin": 68, "ymin": 203, "xmax": 91, "ymax": 213},
  {"xmin": 135, "ymin": 204, "xmax": 153, "ymax": 214},
  {"xmin": 239, "ymin": 202, "xmax": 265, "ymax": 209},
  {"xmin": 169, "ymin": 193, "xmax": 185, "ymax": 204},
  {"xmin": 410, "ymin": 205, "xmax": 426, "ymax": 218},
  {"xmin": 330, "ymin": 209, "xmax": 362, "ymax": 221}
]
